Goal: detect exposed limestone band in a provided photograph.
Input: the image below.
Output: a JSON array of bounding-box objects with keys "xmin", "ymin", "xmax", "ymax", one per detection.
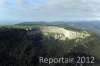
[{"xmin": 26, "ymin": 26, "xmax": 90, "ymax": 40}]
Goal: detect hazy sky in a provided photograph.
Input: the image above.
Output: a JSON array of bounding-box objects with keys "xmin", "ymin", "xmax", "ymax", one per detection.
[{"xmin": 0, "ymin": 0, "xmax": 100, "ymax": 23}]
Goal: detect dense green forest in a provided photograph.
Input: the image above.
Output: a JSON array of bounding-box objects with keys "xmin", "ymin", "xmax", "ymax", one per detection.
[{"xmin": 0, "ymin": 25, "xmax": 100, "ymax": 66}]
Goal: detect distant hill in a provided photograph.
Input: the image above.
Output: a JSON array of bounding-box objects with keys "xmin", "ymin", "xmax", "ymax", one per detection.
[
  {"xmin": 18, "ymin": 22, "xmax": 52, "ymax": 25},
  {"xmin": 18, "ymin": 21, "xmax": 100, "ymax": 36},
  {"xmin": 59, "ymin": 21, "xmax": 100, "ymax": 36}
]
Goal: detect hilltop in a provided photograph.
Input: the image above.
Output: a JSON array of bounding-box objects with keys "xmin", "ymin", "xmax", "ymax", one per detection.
[
  {"xmin": 26, "ymin": 26, "xmax": 90, "ymax": 40},
  {"xmin": 0, "ymin": 25, "xmax": 90, "ymax": 40},
  {"xmin": 17, "ymin": 21, "xmax": 100, "ymax": 36},
  {"xmin": 0, "ymin": 25, "xmax": 100, "ymax": 66}
]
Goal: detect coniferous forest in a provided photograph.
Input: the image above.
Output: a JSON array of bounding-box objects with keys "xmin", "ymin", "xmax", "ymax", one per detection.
[{"xmin": 0, "ymin": 25, "xmax": 100, "ymax": 66}]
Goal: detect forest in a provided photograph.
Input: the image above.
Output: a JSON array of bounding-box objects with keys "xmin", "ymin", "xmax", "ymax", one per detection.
[{"xmin": 0, "ymin": 25, "xmax": 100, "ymax": 66}]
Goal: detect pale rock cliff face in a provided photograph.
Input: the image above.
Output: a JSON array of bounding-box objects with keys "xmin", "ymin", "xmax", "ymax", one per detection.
[{"xmin": 27, "ymin": 26, "xmax": 90, "ymax": 40}]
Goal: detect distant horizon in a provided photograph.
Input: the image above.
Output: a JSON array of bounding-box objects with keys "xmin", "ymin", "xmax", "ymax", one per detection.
[{"xmin": 0, "ymin": 20, "xmax": 100, "ymax": 25}]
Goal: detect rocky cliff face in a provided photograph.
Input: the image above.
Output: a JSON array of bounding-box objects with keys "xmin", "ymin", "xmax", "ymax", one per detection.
[{"xmin": 27, "ymin": 26, "xmax": 90, "ymax": 40}]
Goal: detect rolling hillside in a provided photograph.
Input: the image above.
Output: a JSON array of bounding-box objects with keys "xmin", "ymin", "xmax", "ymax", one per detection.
[
  {"xmin": 18, "ymin": 21, "xmax": 100, "ymax": 36},
  {"xmin": 0, "ymin": 25, "xmax": 100, "ymax": 66}
]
